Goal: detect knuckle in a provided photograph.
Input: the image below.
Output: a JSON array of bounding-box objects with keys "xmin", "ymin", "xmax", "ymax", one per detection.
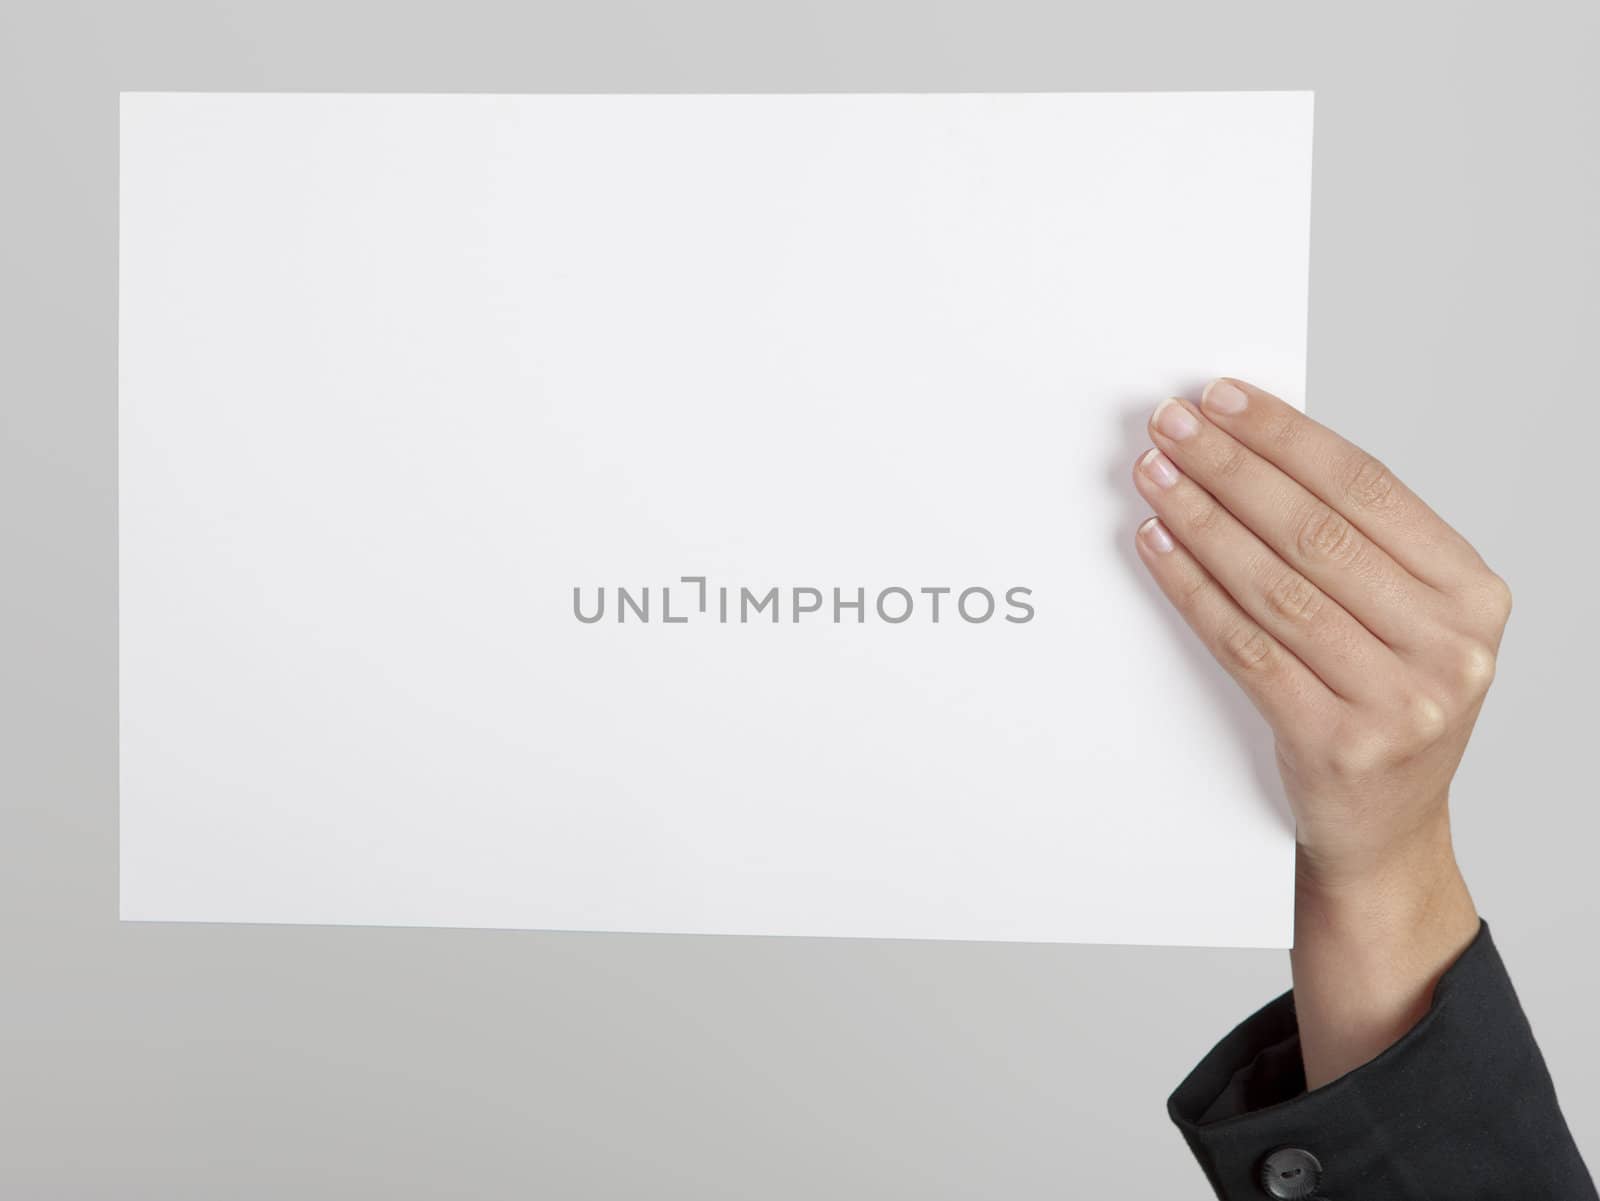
[
  {"xmin": 1484, "ymin": 572, "xmax": 1514, "ymax": 622},
  {"xmin": 1266, "ymin": 410, "xmax": 1304, "ymax": 451},
  {"xmin": 1185, "ymin": 495, "xmax": 1222, "ymax": 534},
  {"xmin": 1295, "ymin": 504, "xmax": 1362, "ymax": 566},
  {"xmin": 1221, "ymin": 623, "xmax": 1277, "ymax": 673},
  {"xmin": 1344, "ymin": 454, "xmax": 1398, "ymax": 512},
  {"xmin": 1397, "ymin": 689, "xmax": 1451, "ymax": 747},
  {"xmin": 1452, "ymin": 639, "xmax": 1499, "ymax": 696},
  {"xmin": 1451, "ymin": 571, "xmax": 1513, "ymax": 634},
  {"xmin": 1212, "ymin": 440, "xmax": 1251, "ymax": 480},
  {"xmin": 1177, "ymin": 569, "xmax": 1211, "ymax": 606},
  {"xmin": 1263, "ymin": 568, "xmax": 1325, "ymax": 625},
  {"xmin": 1326, "ymin": 727, "xmax": 1390, "ymax": 778}
]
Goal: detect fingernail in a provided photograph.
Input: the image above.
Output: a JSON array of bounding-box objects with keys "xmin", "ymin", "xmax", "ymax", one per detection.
[
  {"xmin": 1153, "ymin": 398, "xmax": 1200, "ymax": 440},
  {"xmin": 1201, "ymin": 378, "xmax": 1248, "ymax": 415},
  {"xmin": 1139, "ymin": 448, "xmax": 1181, "ymax": 489},
  {"xmin": 1139, "ymin": 517, "xmax": 1174, "ymax": 553}
]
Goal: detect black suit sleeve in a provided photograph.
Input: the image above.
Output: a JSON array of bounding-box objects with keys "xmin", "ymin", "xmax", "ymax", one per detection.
[{"xmin": 1169, "ymin": 921, "xmax": 1595, "ymax": 1200}]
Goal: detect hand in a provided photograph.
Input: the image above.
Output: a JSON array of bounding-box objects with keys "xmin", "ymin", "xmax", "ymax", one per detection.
[{"xmin": 1131, "ymin": 377, "xmax": 1509, "ymax": 1088}]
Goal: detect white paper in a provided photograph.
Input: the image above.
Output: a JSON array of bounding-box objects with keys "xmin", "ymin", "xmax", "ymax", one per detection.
[{"xmin": 119, "ymin": 92, "xmax": 1310, "ymax": 947}]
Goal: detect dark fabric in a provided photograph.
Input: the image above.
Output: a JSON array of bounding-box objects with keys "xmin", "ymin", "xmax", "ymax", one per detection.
[{"xmin": 1170, "ymin": 922, "xmax": 1596, "ymax": 1200}]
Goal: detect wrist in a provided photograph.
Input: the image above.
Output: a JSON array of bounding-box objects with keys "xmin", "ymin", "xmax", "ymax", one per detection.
[
  {"xmin": 1290, "ymin": 809, "xmax": 1480, "ymax": 1088},
  {"xmin": 1295, "ymin": 806, "xmax": 1465, "ymax": 918}
]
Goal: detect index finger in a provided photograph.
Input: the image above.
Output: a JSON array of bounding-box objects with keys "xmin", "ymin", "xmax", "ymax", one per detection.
[{"xmin": 1196, "ymin": 377, "xmax": 1486, "ymax": 589}]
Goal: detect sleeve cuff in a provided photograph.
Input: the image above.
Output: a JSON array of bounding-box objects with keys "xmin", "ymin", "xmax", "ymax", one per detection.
[{"xmin": 1168, "ymin": 921, "xmax": 1595, "ymax": 1200}]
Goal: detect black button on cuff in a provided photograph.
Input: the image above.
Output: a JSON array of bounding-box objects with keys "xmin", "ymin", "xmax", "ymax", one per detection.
[{"xmin": 1260, "ymin": 1147, "xmax": 1322, "ymax": 1199}]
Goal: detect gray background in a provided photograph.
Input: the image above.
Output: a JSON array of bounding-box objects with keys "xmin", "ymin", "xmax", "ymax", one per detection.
[{"xmin": 2, "ymin": 1, "xmax": 1595, "ymax": 1196}]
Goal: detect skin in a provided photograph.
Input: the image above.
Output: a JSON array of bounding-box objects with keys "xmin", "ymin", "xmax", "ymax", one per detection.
[{"xmin": 1131, "ymin": 377, "xmax": 1507, "ymax": 1090}]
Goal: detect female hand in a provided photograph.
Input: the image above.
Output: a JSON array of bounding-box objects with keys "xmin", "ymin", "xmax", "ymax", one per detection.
[{"xmin": 1132, "ymin": 377, "xmax": 1510, "ymax": 1088}]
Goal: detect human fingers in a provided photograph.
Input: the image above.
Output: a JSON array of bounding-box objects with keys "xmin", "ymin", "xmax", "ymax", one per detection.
[
  {"xmin": 1132, "ymin": 451, "xmax": 1398, "ymax": 703},
  {"xmin": 1194, "ymin": 378, "xmax": 1487, "ymax": 590},
  {"xmin": 1145, "ymin": 396, "xmax": 1438, "ymax": 649},
  {"xmin": 1132, "ymin": 515, "xmax": 1342, "ymax": 729}
]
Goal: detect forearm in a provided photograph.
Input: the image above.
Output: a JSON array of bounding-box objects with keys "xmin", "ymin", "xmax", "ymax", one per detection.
[{"xmin": 1290, "ymin": 810, "xmax": 1480, "ymax": 1089}]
